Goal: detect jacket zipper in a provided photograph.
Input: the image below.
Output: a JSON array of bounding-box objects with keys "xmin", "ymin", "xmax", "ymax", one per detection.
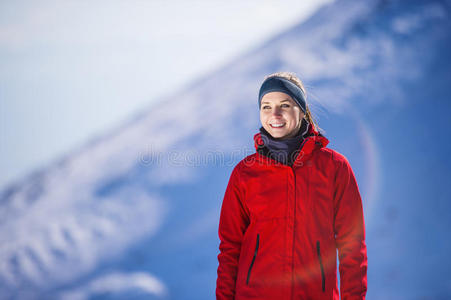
[
  {"xmin": 291, "ymin": 168, "xmax": 296, "ymax": 300},
  {"xmin": 246, "ymin": 233, "xmax": 260, "ymax": 285},
  {"xmin": 316, "ymin": 241, "xmax": 326, "ymax": 292}
]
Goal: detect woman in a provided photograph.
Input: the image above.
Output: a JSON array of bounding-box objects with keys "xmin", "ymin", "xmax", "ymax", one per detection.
[{"xmin": 216, "ymin": 72, "xmax": 367, "ymax": 300}]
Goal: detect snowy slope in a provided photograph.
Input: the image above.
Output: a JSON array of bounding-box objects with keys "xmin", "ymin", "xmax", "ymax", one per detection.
[{"xmin": 1, "ymin": 0, "xmax": 451, "ymax": 299}]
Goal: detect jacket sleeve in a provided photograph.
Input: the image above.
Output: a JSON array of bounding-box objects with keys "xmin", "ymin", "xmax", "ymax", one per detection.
[
  {"xmin": 216, "ymin": 164, "xmax": 250, "ymax": 300},
  {"xmin": 333, "ymin": 153, "xmax": 368, "ymax": 300}
]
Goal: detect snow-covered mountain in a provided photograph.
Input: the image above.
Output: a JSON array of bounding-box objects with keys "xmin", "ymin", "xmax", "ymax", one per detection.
[{"xmin": 1, "ymin": 0, "xmax": 451, "ymax": 299}]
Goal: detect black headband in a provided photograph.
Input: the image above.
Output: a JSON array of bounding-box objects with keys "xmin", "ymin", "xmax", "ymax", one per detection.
[{"xmin": 258, "ymin": 76, "xmax": 306, "ymax": 113}]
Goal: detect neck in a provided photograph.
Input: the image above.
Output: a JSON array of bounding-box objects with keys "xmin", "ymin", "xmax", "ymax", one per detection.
[{"xmin": 257, "ymin": 119, "xmax": 309, "ymax": 165}]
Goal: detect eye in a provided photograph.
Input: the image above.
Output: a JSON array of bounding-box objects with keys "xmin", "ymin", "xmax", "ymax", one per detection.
[
  {"xmin": 261, "ymin": 105, "xmax": 271, "ymax": 110},
  {"xmin": 281, "ymin": 104, "xmax": 290, "ymax": 108}
]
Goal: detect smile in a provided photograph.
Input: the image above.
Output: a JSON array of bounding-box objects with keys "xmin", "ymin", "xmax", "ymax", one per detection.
[{"xmin": 270, "ymin": 123, "xmax": 285, "ymax": 128}]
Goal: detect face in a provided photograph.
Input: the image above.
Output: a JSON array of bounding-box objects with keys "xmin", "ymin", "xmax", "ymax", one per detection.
[{"xmin": 260, "ymin": 92, "xmax": 305, "ymax": 139}]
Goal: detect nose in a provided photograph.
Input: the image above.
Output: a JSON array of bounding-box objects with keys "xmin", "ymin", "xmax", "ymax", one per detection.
[{"xmin": 272, "ymin": 106, "xmax": 282, "ymax": 116}]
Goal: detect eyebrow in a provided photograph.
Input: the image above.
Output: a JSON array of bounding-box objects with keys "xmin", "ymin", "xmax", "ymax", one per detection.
[{"xmin": 261, "ymin": 99, "xmax": 291, "ymax": 104}]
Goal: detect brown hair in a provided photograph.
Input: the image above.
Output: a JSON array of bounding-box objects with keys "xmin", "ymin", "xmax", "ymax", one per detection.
[{"xmin": 262, "ymin": 71, "xmax": 321, "ymax": 134}]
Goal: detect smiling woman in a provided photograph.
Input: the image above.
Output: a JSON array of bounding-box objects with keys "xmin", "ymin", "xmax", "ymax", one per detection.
[{"xmin": 216, "ymin": 72, "xmax": 368, "ymax": 300}]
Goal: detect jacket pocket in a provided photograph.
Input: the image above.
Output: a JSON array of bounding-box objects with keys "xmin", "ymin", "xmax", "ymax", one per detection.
[
  {"xmin": 316, "ymin": 241, "xmax": 326, "ymax": 292},
  {"xmin": 246, "ymin": 233, "xmax": 260, "ymax": 285}
]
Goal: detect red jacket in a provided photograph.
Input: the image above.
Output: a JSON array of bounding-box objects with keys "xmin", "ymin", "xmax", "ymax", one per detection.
[{"xmin": 216, "ymin": 124, "xmax": 367, "ymax": 300}]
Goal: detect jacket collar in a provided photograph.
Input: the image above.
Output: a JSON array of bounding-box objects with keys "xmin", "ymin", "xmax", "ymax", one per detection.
[{"xmin": 253, "ymin": 122, "xmax": 329, "ymax": 166}]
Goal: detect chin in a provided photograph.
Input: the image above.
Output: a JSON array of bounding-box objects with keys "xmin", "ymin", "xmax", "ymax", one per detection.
[{"xmin": 269, "ymin": 132, "xmax": 288, "ymax": 139}]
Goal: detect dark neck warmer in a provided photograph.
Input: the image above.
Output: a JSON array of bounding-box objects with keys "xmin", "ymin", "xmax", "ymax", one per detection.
[{"xmin": 258, "ymin": 119, "xmax": 310, "ymax": 166}]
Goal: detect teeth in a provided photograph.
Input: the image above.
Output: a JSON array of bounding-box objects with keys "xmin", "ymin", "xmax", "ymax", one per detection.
[{"xmin": 270, "ymin": 123, "xmax": 284, "ymax": 128}]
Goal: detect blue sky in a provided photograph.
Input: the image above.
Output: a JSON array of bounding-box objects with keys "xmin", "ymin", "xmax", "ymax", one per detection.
[{"xmin": 0, "ymin": 0, "xmax": 332, "ymax": 189}]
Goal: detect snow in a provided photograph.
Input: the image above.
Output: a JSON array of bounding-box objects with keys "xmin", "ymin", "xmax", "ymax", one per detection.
[{"xmin": 59, "ymin": 272, "xmax": 167, "ymax": 300}]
